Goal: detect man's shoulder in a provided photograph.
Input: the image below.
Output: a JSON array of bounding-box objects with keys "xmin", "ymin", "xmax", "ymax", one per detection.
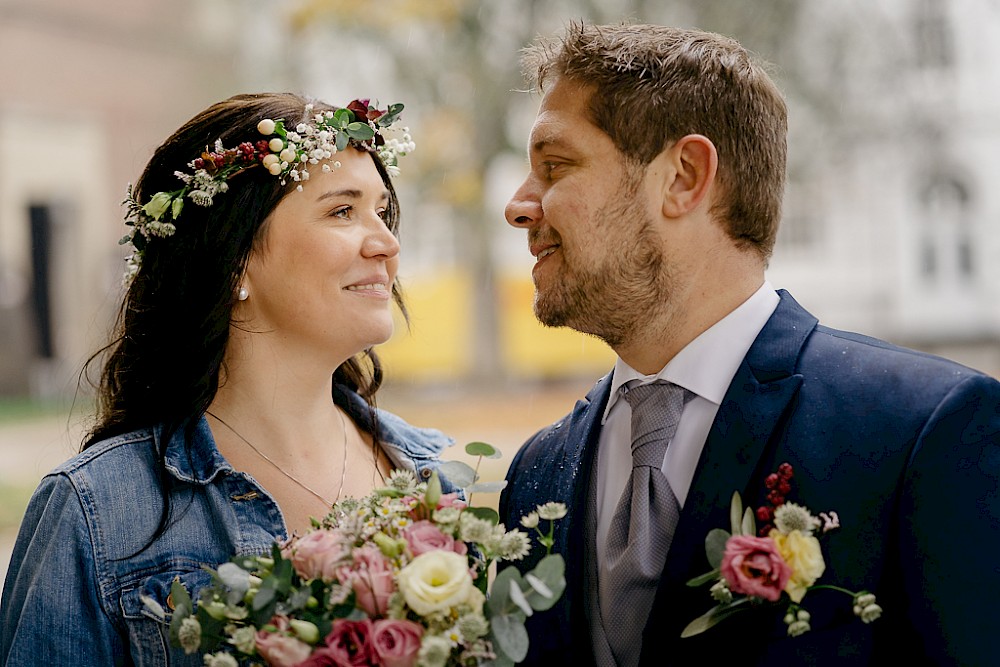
[
  {"xmin": 511, "ymin": 376, "xmax": 610, "ymax": 467},
  {"xmin": 770, "ymin": 291, "xmax": 988, "ymax": 381},
  {"xmin": 803, "ymin": 323, "xmax": 993, "ymax": 388},
  {"xmin": 500, "ymin": 376, "xmax": 610, "ymax": 517}
]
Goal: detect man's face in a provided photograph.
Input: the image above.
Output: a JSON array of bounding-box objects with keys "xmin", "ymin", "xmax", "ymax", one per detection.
[{"xmin": 504, "ymin": 78, "xmax": 675, "ymax": 347}]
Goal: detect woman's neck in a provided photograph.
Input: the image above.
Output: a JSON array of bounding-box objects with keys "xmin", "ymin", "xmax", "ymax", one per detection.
[{"xmin": 210, "ymin": 342, "xmax": 349, "ymax": 457}]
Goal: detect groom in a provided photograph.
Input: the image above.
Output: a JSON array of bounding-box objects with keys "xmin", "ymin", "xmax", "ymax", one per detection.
[{"xmin": 498, "ymin": 22, "xmax": 1000, "ymax": 667}]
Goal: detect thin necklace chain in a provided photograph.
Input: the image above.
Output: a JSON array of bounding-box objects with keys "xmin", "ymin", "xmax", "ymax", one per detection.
[{"xmin": 206, "ymin": 409, "xmax": 348, "ymax": 507}]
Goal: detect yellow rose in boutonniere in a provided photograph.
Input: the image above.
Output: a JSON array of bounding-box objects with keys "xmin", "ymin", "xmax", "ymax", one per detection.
[{"xmin": 770, "ymin": 529, "xmax": 825, "ymax": 602}]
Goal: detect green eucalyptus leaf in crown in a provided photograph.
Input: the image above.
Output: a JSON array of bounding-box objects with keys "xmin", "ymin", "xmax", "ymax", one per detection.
[{"xmin": 120, "ymin": 99, "xmax": 414, "ymax": 280}]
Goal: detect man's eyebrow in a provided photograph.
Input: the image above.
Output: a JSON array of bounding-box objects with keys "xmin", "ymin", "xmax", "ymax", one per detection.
[{"xmin": 530, "ymin": 135, "xmax": 575, "ymax": 154}]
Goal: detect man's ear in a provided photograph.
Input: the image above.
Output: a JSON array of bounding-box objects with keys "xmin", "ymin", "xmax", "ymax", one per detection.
[{"xmin": 661, "ymin": 134, "xmax": 718, "ymax": 218}]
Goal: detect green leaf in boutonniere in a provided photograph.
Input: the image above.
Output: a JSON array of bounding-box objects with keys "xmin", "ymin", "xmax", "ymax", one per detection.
[
  {"xmin": 705, "ymin": 528, "xmax": 730, "ymax": 570},
  {"xmin": 742, "ymin": 503, "xmax": 757, "ymax": 537},
  {"xmin": 687, "ymin": 568, "xmax": 722, "ymax": 588},
  {"xmin": 680, "ymin": 597, "xmax": 753, "ymax": 638},
  {"xmin": 729, "ymin": 490, "xmax": 757, "ymax": 537},
  {"xmin": 729, "ymin": 491, "xmax": 743, "ymax": 535}
]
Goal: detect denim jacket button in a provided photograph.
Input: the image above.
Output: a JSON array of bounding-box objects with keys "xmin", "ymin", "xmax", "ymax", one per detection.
[{"xmin": 420, "ymin": 467, "xmax": 432, "ymax": 479}]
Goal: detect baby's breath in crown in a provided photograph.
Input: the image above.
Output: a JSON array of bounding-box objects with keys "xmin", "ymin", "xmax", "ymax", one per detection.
[{"xmin": 120, "ymin": 99, "xmax": 414, "ymax": 279}]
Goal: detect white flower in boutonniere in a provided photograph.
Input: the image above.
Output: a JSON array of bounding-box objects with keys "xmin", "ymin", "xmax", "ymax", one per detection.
[{"xmin": 682, "ymin": 462, "xmax": 883, "ymax": 639}]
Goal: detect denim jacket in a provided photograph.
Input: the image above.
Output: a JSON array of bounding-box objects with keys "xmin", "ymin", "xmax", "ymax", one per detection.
[{"xmin": 0, "ymin": 387, "xmax": 456, "ymax": 666}]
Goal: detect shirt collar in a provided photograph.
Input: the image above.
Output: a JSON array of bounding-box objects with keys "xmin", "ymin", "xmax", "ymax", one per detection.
[{"xmin": 602, "ymin": 281, "xmax": 780, "ymax": 423}]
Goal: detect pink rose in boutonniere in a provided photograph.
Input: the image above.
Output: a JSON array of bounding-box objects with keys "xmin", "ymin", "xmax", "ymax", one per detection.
[
  {"xmin": 719, "ymin": 535, "xmax": 792, "ymax": 601},
  {"xmin": 682, "ymin": 463, "xmax": 882, "ymax": 639}
]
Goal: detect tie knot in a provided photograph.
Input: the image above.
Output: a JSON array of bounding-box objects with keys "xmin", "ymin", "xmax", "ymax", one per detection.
[{"xmin": 621, "ymin": 381, "xmax": 689, "ymax": 468}]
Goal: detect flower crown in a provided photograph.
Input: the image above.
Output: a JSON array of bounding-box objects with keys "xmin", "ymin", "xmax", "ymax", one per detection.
[{"xmin": 120, "ymin": 99, "xmax": 414, "ymax": 277}]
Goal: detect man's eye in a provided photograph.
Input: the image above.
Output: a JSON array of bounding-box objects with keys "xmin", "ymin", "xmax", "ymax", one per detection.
[{"xmin": 542, "ymin": 162, "xmax": 564, "ymax": 178}]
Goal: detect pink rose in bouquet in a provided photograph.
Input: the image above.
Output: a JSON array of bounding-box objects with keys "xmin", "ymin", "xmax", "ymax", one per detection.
[
  {"xmin": 287, "ymin": 528, "xmax": 350, "ymax": 581},
  {"xmin": 339, "ymin": 545, "xmax": 396, "ymax": 617},
  {"xmin": 436, "ymin": 492, "xmax": 466, "ymax": 510},
  {"xmin": 403, "ymin": 491, "xmax": 467, "ymax": 522},
  {"xmin": 371, "ymin": 619, "xmax": 424, "ymax": 667},
  {"xmin": 302, "ymin": 619, "xmax": 375, "ymax": 666},
  {"xmin": 719, "ymin": 534, "xmax": 791, "ymax": 602},
  {"xmin": 403, "ymin": 520, "xmax": 467, "ymax": 557},
  {"xmin": 255, "ymin": 616, "xmax": 313, "ymax": 667}
]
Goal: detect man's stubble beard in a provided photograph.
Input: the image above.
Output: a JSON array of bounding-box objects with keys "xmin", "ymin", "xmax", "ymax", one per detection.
[{"xmin": 533, "ymin": 192, "xmax": 677, "ymax": 349}]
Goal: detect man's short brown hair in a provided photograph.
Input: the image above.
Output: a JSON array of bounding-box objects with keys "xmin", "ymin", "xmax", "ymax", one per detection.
[{"xmin": 522, "ymin": 22, "xmax": 788, "ymax": 259}]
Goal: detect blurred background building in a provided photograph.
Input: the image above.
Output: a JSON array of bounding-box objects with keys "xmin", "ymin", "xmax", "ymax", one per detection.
[{"xmin": 1, "ymin": 0, "xmax": 999, "ymax": 399}]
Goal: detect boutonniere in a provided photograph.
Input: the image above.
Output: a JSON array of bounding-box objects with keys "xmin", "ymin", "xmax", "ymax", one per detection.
[{"xmin": 682, "ymin": 463, "xmax": 882, "ymax": 638}]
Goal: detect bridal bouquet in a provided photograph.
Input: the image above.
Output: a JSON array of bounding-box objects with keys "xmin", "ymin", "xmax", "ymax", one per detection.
[
  {"xmin": 147, "ymin": 443, "xmax": 565, "ymax": 667},
  {"xmin": 682, "ymin": 463, "xmax": 882, "ymax": 639}
]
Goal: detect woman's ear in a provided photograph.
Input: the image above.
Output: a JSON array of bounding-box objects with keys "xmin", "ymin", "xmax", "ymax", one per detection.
[{"xmin": 661, "ymin": 134, "xmax": 718, "ymax": 218}]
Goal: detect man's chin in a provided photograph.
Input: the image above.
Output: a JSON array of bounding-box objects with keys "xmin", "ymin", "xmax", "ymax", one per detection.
[
  {"xmin": 534, "ymin": 300, "xmax": 585, "ymax": 333},
  {"xmin": 534, "ymin": 300, "xmax": 623, "ymax": 347},
  {"xmin": 533, "ymin": 299, "xmax": 568, "ymax": 329}
]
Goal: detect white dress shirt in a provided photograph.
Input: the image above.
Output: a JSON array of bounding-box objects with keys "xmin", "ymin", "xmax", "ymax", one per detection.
[{"xmin": 594, "ymin": 282, "xmax": 780, "ymax": 571}]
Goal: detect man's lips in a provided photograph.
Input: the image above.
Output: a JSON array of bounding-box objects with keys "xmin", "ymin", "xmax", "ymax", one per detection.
[{"xmin": 530, "ymin": 242, "xmax": 560, "ymax": 260}]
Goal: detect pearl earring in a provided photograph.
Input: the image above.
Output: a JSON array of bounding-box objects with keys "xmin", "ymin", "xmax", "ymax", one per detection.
[{"xmin": 237, "ymin": 287, "xmax": 249, "ymax": 301}]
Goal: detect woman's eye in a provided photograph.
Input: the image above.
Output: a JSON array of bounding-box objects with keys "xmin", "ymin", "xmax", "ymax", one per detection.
[
  {"xmin": 376, "ymin": 208, "xmax": 389, "ymax": 221},
  {"xmin": 331, "ymin": 206, "xmax": 352, "ymax": 219}
]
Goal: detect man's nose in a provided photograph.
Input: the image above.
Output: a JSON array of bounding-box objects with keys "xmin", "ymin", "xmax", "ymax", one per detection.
[{"xmin": 504, "ymin": 178, "xmax": 542, "ymax": 228}]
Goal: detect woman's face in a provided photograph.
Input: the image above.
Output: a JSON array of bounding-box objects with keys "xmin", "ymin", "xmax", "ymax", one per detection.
[{"xmin": 239, "ymin": 148, "xmax": 400, "ymax": 364}]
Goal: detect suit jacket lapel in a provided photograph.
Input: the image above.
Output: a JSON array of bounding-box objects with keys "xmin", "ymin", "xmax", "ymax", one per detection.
[
  {"xmin": 559, "ymin": 374, "xmax": 613, "ymax": 663},
  {"xmin": 643, "ymin": 291, "xmax": 818, "ymax": 657}
]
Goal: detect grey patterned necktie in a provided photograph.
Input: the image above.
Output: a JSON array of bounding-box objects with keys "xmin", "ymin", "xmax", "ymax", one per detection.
[{"xmin": 599, "ymin": 380, "xmax": 689, "ymax": 667}]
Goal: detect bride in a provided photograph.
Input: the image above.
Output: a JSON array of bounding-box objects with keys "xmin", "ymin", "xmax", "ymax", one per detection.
[{"xmin": 0, "ymin": 92, "xmax": 454, "ymax": 666}]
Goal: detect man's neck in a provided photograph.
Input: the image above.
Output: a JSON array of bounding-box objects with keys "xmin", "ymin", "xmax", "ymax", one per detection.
[{"xmin": 616, "ymin": 271, "xmax": 765, "ymax": 375}]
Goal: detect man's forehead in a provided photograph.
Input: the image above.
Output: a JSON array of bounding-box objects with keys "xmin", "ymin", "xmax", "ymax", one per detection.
[
  {"xmin": 527, "ymin": 105, "xmax": 596, "ymax": 152},
  {"xmin": 527, "ymin": 121, "xmax": 577, "ymax": 153}
]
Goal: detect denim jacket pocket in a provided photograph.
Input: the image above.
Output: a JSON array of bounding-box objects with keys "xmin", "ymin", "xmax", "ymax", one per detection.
[{"xmin": 119, "ymin": 561, "xmax": 214, "ymax": 667}]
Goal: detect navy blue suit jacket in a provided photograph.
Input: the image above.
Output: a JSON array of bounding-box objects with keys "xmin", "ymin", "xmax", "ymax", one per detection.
[{"xmin": 499, "ymin": 291, "xmax": 1000, "ymax": 666}]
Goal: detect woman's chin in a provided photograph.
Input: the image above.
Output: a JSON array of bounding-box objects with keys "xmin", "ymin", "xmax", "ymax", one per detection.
[{"xmin": 363, "ymin": 323, "xmax": 396, "ymax": 350}]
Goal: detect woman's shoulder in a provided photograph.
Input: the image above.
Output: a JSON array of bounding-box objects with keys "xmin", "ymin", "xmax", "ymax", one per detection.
[
  {"xmin": 333, "ymin": 383, "xmax": 455, "ymax": 460},
  {"xmin": 50, "ymin": 426, "xmax": 158, "ymax": 481}
]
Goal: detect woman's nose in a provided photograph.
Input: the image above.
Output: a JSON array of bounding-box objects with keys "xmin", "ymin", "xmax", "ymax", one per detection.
[{"xmin": 364, "ymin": 218, "xmax": 400, "ymax": 258}]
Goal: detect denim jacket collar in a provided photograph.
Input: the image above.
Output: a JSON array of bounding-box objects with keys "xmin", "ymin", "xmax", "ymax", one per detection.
[{"xmin": 162, "ymin": 418, "xmax": 231, "ymax": 485}]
